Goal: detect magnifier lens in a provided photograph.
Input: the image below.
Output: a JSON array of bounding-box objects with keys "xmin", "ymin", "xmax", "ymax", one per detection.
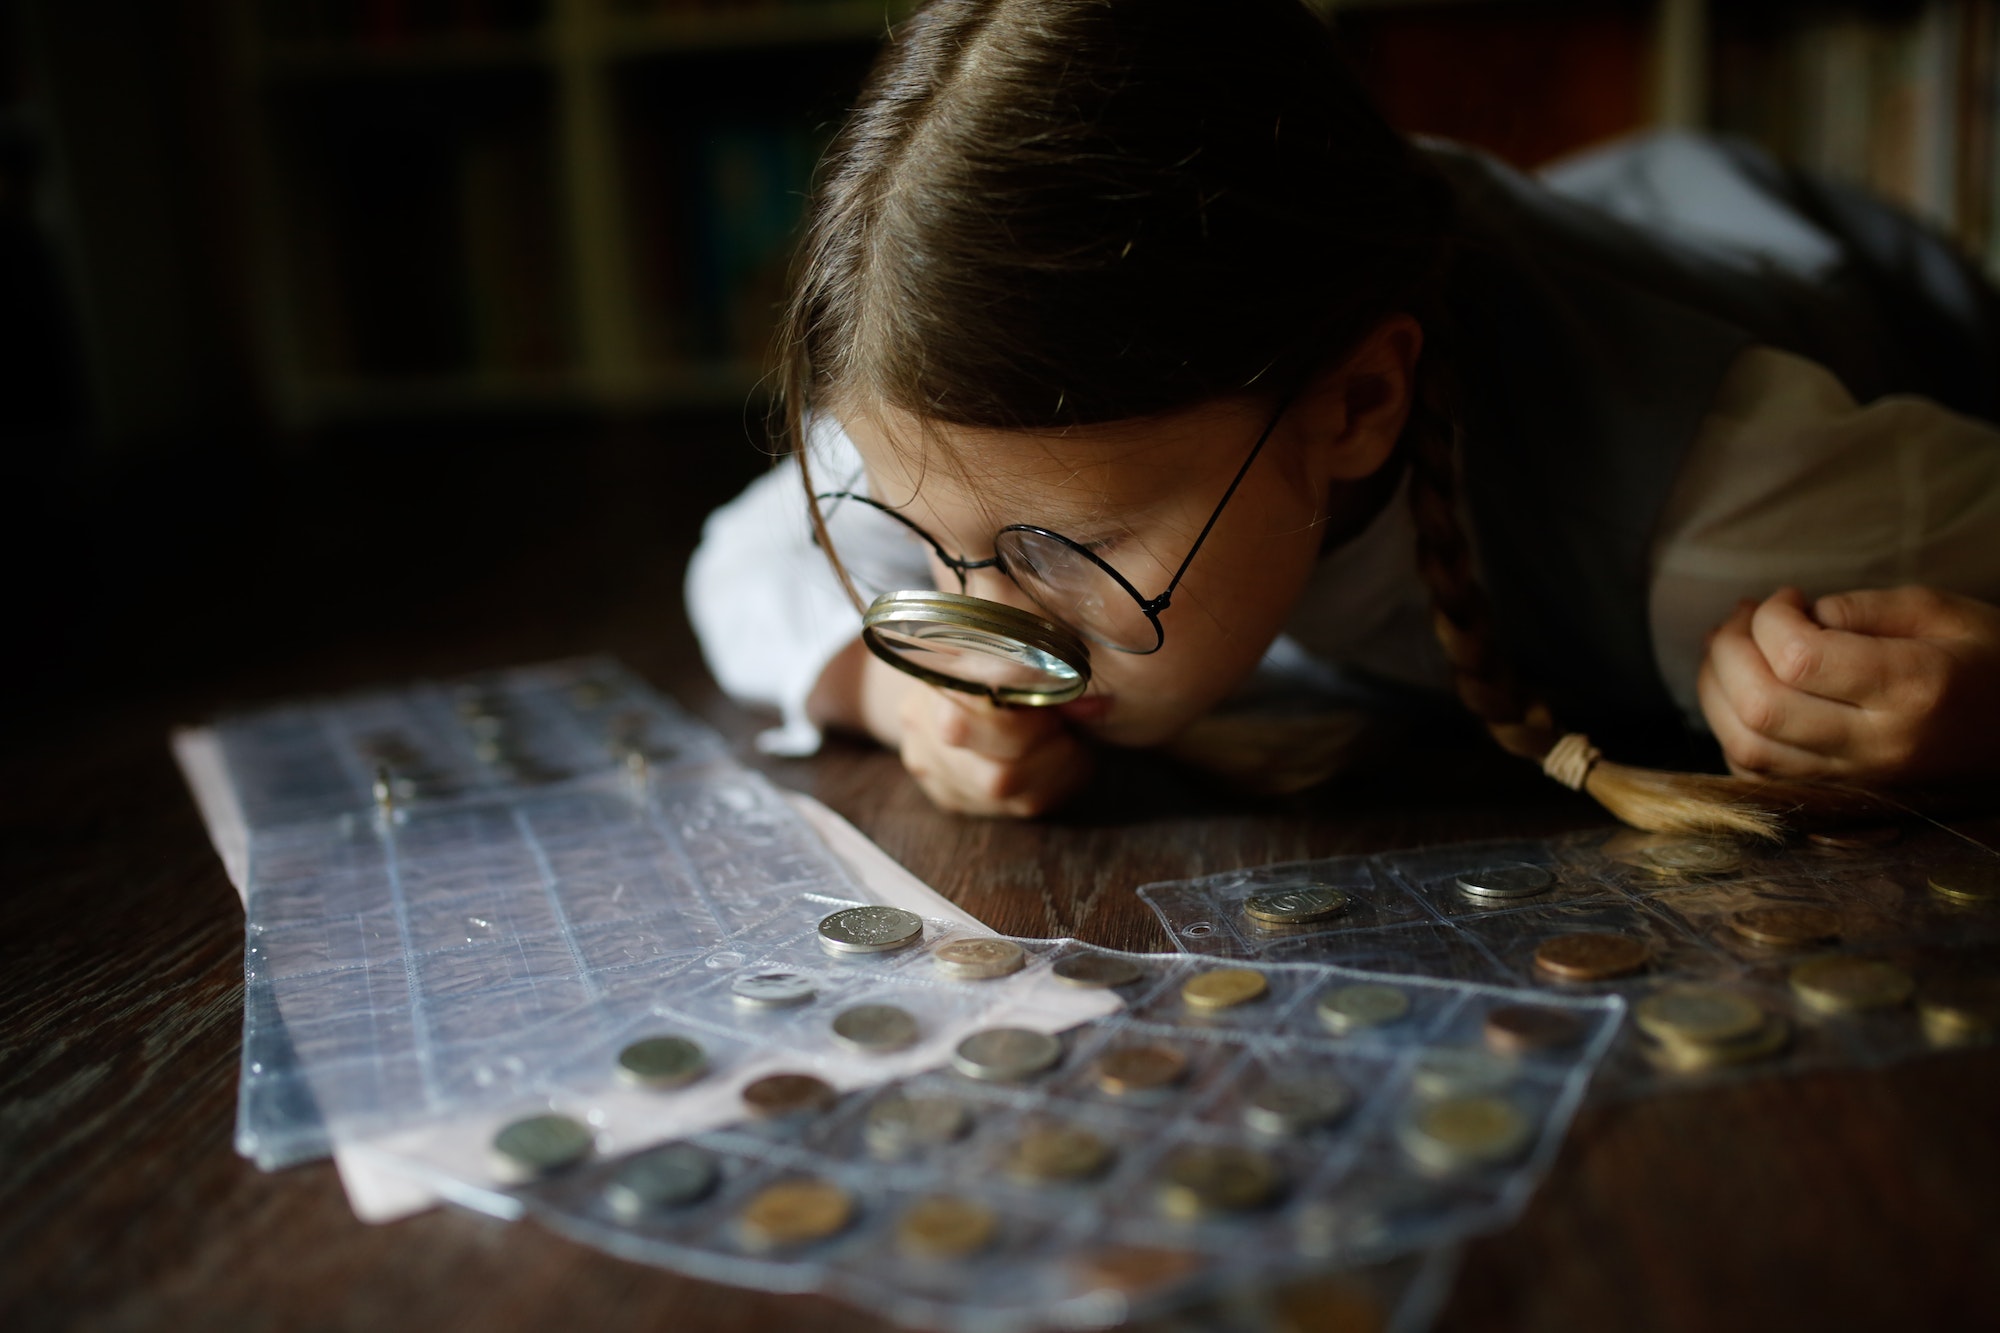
[{"xmin": 860, "ymin": 592, "xmax": 1090, "ymax": 706}]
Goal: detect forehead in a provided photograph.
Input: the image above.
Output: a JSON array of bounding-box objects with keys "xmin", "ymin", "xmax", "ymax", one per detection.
[{"xmin": 836, "ymin": 400, "xmax": 1267, "ymax": 529}]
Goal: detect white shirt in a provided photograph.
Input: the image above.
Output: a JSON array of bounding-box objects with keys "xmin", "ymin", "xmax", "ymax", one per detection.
[{"xmin": 683, "ymin": 355, "xmax": 2000, "ymax": 753}]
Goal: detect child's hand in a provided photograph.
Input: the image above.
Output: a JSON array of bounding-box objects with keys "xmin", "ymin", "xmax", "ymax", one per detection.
[
  {"xmin": 1697, "ymin": 585, "xmax": 2000, "ymax": 783},
  {"xmin": 862, "ymin": 653, "xmax": 1095, "ymax": 816}
]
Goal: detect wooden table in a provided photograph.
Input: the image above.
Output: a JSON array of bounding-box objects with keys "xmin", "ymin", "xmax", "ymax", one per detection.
[{"xmin": 5, "ymin": 433, "xmax": 1996, "ymax": 1332}]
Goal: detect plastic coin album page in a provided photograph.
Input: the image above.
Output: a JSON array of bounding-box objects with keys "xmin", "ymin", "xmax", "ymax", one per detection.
[{"xmin": 1138, "ymin": 821, "xmax": 2000, "ymax": 1098}]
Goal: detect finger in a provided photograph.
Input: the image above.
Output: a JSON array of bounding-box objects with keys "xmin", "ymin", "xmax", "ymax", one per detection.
[
  {"xmin": 1813, "ymin": 585, "xmax": 1972, "ymax": 640},
  {"xmin": 1704, "ymin": 604, "xmax": 1862, "ymax": 754},
  {"xmin": 1748, "ymin": 588, "xmax": 1893, "ymax": 705},
  {"xmin": 932, "ymin": 692, "xmax": 1064, "ymax": 760},
  {"xmin": 1697, "ymin": 656, "xmax": 1847, "ymax": 779},
  {"xmin": 906, "ymin": 727, "xmax": 1091, "ymax": 816}
]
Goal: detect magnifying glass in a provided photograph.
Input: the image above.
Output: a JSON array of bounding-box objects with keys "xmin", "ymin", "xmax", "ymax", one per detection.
[{"xmin": 861, "ymin": 590, "xmax": 1091, "ymax": 707}]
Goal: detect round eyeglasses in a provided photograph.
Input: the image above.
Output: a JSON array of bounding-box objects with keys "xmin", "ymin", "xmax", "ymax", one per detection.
[{"xmin": 813, "ymin": 393, "xmax": 1293, "ymax": 706}]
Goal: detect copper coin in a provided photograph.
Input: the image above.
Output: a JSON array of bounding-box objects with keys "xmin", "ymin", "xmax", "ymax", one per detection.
[
  {"xmin": 1532, "ymin": 932, "xmax": 1651, "ymax": 981},
  {"xmin": 1093, "ymin": 1044, "xmax": 1189, "ymax": 1096},
  {"xmin": 1807, "ymin": 826, "xmax": 1901, "ymax": 851},
  {"xmin": 1482, "ymin": 1004, "xmax": 1587, "ymax": 1055},
  {"xmin": 740, "ymin": 1072, "xmax": 838, "ymax": 1119},
  {"xmin": 1728, "ymin": 903, "xmax": 1842, "ymax": 948}
]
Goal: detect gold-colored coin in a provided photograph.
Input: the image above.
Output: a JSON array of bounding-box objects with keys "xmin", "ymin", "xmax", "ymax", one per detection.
[
  {"xmin": 1532, "ymin": 932, "xmax": 1651, "ymax": 981},
  {"xmin": 932, "ymin": 937, "xmax": 1027, "ymax": 980},
  {"xmin": 1242, "ymin": 885, "xmax": 1351, "ymax": 925},
  {"xmin": 1633, "ymin": 986, "xmax": 1766, "ymax": 1047},
  {"xmin": 1181, "ymin": 968, "xmax": 1269, "ymax": 1011},
  {"xmin": 1807, "ymin": 826, "xmax": 1901, "ymax": 852},
  {"xmin": 1093, "ymin": 1044, "xmax": 1189, "ymax": 1096},
  {"xmin": 735, "ymin": 1178, "xmax": 854, "ymax": 1251},
  {"xmin": 1919, "ymin": 978, "xmax": 2000, "ymax": 1046},
  {"xmin": 1156, "ymin": 1145, "xmax": 1281, "ymax": 1219},
  {"xmin": 1928, "ymin": 864, "xmax": 2000, "ymax": 904},
  {"xmin": 1727, "ymin": 903, "xmax": 1841, "ymax": 948},
  {"xmin": 894, "ymin": 1194, "xmax": 997, "ymax": 1260},
  {"xmin": 740, "ymin": 1072, "xmax": 839, "ymax": 1119},
  {"xmin": 1643, "ymin": 1014, "xmax": 1790, "ymax": 1071},
  {"xmin": 1398, "ymin": 1095, "xmax": 1531, "ymax": 1173},
  {"xmin": 1788, "ymin": 956, "xmax": 1915, "ymax": 1013},
  {"xmin": 1006, "ymin": 1125, "xmax": 1113, "ymax": 1184}
]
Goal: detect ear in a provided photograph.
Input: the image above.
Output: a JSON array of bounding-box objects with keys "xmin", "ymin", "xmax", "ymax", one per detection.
[{"xmin": 1291, "ymin": 313, "xmax": 1424, "ymax": 488}]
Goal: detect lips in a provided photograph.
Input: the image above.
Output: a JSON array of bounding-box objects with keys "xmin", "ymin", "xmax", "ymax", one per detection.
[{"xmin": 1055, "ymin": 695, "xmax": 1112, "ymax": 724}]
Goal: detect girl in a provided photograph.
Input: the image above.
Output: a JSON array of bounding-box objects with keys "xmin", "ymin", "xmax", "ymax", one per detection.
[{"xmin": 687, "ymin": 0, "xmax": 2000, "ymax": 834}]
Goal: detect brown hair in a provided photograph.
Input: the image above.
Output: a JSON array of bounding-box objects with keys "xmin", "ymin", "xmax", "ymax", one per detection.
[{"xmin": 775, "ymin": 0, "xmax": 1881, "ymax": 836}]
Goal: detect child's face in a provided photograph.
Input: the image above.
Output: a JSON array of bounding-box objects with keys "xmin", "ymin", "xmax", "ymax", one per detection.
[{"xmin": 838, "ymin": 399, "xmax": 1348, "ymax": 748}]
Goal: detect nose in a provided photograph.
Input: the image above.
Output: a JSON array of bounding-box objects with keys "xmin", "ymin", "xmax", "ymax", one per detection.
[{"xmin": 962, "ymin": 564, "xmax": 1052, "ymax": 621}]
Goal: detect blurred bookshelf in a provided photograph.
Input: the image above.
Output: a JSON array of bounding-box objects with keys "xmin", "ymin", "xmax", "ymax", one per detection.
[{"xmin": 218, "ymin": 0, "xmax": 1996, "ymax": 430}]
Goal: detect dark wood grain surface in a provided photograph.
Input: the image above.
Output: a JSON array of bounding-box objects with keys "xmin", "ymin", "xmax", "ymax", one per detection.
[{"xmin": 6, "ymin": 431, "xmax": 1997, "ymax": 1333}]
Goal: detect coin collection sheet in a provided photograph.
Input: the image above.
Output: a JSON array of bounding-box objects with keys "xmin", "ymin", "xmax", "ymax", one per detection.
[
  {"xmin": 187, "ymin": 659, "xmax": 1631, "ymax": 1332},
  {"xmin": 1138, "ymin": 824, "xmax": 2000, "ymax": 1097}
]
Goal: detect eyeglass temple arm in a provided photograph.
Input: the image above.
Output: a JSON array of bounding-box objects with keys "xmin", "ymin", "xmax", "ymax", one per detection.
[{"xmin": 1147, "ymin": 393, "xmax": 1296, "ymax": 612}]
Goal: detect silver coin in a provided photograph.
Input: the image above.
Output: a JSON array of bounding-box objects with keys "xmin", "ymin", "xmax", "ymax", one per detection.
[
  {"xmin": 603, "ymin": 1143, "xmax": 718, "ymax": 1220},
  {"xmin": 831, "ymin": 1003, "xmax": 920, "ymax": 1053},
  {"xmin": 1243, "ymin": 1076, "xmax": 1355, "ymax": 1137},
  {"xmin": 933, "ymin": 937, "xmax": 1027, "ymax": 980},
  {"xmin": 731, "ymin": 970, "xmax": 818, "ymax": 1010},
  {"xmin": 1051, "ymin": 953, "xmax": 1145, "ymax": 989},
  {"xmin": 615, "ymin": 1035, "xmax": 707, "ymax": 1089},
  {"xmin": 1316, "ymin": 983, "xmax": 1412, "ymax": 1034},
  {"xmin": 863, "ymin": 1093, "xmax": 973, "ymax": 1158},
  {"xmin": 1455, "ymin": 864, "xmax": 1555, "ymax": 900},
  {"xmin": 1638, "ymin": 840, "xmax": 1744, "ymax": 876},
  {"xmin": 951, "ymin": 1027, "xmax": 1063, "ymax": 1082},
  {"xmin": 1243, "ymin": 885, "xmax": 1351, "ymax": 925},
  {"xmin": 818, "ymin": 905, "xmax": 925, "ymax": 955},
  {"xmin": 491, "ymin": 1113, "xmax": 593, "ymax": 1179}
]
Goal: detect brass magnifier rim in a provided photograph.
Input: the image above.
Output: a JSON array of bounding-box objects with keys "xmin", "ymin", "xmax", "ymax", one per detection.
[{"xmin": 860, "ymin": 590, "xmax": 1091, "ymax": 707}]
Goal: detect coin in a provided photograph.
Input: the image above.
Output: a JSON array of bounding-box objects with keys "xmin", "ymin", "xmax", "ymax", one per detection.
[
  {"xmin": 731, "ymin": 970, "xmax": 818, "ymax": 1009},
  {"xmin": 1093, "ymin": 1044, "xmax": 1189, "ymax": 1096},
  {"xmin": 1918, "ymin": 978, "xmax": 2000, "ymax": 1046},
  {"xmin": 1242, "ymin": 1076, "xmax": 1354, "ymax": 1136},
  {"xmin": 1928, "ymin": 864, "xmax": 2000, "ymax": 904},
  {"xmin": 1637, "ymin": 840, "xmax": 1744, "ymax": 876},
  {"xmin": 1071, "ymin": 1245, "xmax": 1204, "ymax": 1295},
  {"xmin": 1808, "ymin": 826, "xmax": 1901, "ymax": 851},
  {"xmin": 1156, "ymin": 1145, "xmax": 1281, "ymax": 1219},
  {"xmin": 1643, "ymin": 1014, "xmax": 1791, "ymax": 1071},
  {"xmin": 1052, "ymin": 953, "xmax": 1146, "ymax": 988},
  {"xmin": 1242, "ymin": 884, "xmax": 1351, "ymax": 925},
  {"xmin": 1455, "ymin": 864, "xmax": 1554, "ymax": 900},
  {"xmin": 1397, "ymin": 1095, "xmax": 1531, "ymax": 1173},
  {"xmin": 1181, "ymin": 968, "xmax": 1269, "ymax": 1011},
  {"xmin": 1409, "ymin": 1045, "xmax": 1516, "ymax": 1099},
  {"xmin": 933, "ymin": 937, "xmax": 1027, "ymax": 980},
  {"xmin": 736, "ymin": 1178, "xmax": 853, "ymax": 1251},
  {"xmin": 615, "ymin": 1035, "xmax": 707, "ymax": 1089},
  {"xmin": 1728, "ymin": 903, "xmax": 1841, "ymax": 948},
  {"xmin": 491, "ymin": 1113, "xmax": 593, "ymax": 1179},
  {"xmin": 863, "ymin": 1093, "xmax": 972, "ymax": 1157},
  {"xmin": 951, "ymin": 1027, "xmax": 1062, "ymax": 1082},
  {"xmin": 895, "ymin": 1194, "xmax": 997, "ymax": 1260},
  {"xmin": 1482, "ymin": 1004, "xmax": 1587, "ymax": 1055},
  {"xmin": 1006, "ymin": 1124, "xmax": 1113, "ymax": 1183},
  {"xmin": 1634, "ymin": 986, "xmax": 1767, "ymax": 1046},
  {"xmin": 831, "ymin": 1003, "xmax": 920, "ymax": 1053},
  {"xmin": 1316, "ymin": 982, "xmax": 1411, "ymax": 1034},
  {"xmin": 602, "ymin": 1143, "xmax": 718, "ymax": 1220},
  {"xmin": 818, "ymin": 905, "xmax": 925, "ymax": 955},
  {"xmin": 1789, "ymin": 956, "xmax": 1915, "ymax": 1013},
  {"xmin": 740, "ymin": 1072, "xmax": 839, "ymax": 1119},
  {"xmin": 1532, "ymin": 932, "xmax": 1651, "ymax": 981}
]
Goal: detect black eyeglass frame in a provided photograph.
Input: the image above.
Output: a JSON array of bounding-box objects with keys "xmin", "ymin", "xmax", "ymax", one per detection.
[{"xmin": 812, "ymin": 390, "xmax": 1296, "ymax": 656}]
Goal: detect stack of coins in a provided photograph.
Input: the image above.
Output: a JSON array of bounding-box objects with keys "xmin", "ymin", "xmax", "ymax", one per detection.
[{"xmin": 1634, "ymin": 986, "xmax": 1788, "ymax": 1071}]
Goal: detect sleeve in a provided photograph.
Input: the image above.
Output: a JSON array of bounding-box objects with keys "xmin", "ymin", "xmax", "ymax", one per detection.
[
  {"xmin": 1649, "ymin": 344, "xmax": 2000, "ymax": 724},
  {"xmin": 684, "ymin": 419, "xmax": 928, "ymax": 755}
]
